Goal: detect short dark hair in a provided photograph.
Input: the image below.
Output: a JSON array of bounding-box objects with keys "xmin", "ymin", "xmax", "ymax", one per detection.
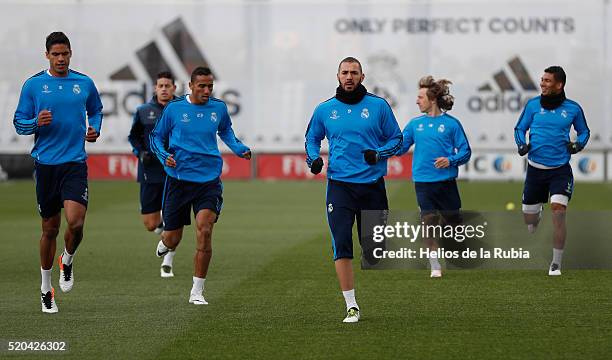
[
  {"xmin": 156, "ymin": 71, "xmax": 175, "ymax": 85},
  {"xmin": 190, "ymin": 67, "xmax": 212, "ymax": 83},
  {"xmin": 338, "ymin": 57, "xmax": 362, "ymax": 73},
  {"xmin": 46, "ymin": 32, "xmax": 71, "ymax": 52},
  {"xmin": 544, "ymin": 66, "xmax": 566, "ymax": 87}
]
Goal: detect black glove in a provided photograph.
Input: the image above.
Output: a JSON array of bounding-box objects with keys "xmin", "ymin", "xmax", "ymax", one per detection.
[
  {"xmin": 363, "ymin": 150, "xmax": 379, "ymax": 165},
  {"xmin": 140, "ymin": 151, "xmax": 157, "ymax": 166},
  {"xmin": 567, "ymin": 142, "xmax": 582, "ymax": 154},
  {"xmin": 310, "ymin": 157, "xmax": 324, "ymax": 174},
  {"xmin": 517, "ymin": 144, "xmax": 530, "ymax": 156}
]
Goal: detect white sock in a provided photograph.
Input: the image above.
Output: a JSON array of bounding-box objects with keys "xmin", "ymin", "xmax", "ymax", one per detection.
[
  {"xmin": 429, "ymin": 256, "xmax": 441, "ymax": 271},
  {"xmin": 342, "ymin": 289, "xmax": 359, "ymax": 311},
  {"xmin": 162, "ymin": 250, "xmax": 175, "ymax": 267},
  {"xmin": 62, "ymin": 249, "xmax": 74, "ymax": 265},
  {"xmin": 552, "ymin": 248, "xmax": 564, "ymax": 266},
  {"xmin": 41, "ymin": 267, "xmax": 52, "ymax": 293},
  {"xmin": 191, "ymin": 276, "xmax": 205, "ymax": 295}
]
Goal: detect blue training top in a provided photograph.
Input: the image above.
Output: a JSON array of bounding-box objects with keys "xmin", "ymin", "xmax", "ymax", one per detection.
[
  {"xmin": 305, "ymin": 93, "xmax": 402, "ymax": 183},
  {"xmin": 150, "ymin": 95, "xmax": 249, "ymax": 183},
  {"xmin": 514, "ymin": 96, "xmax": 589, "ymax": 167},
  {"xmin": 397, "ymin": 113, "xmax": 471, "ymax": 182},
  {"xmin": 13, "ymin": 69, "xmax": 103, "ymax": 165}
]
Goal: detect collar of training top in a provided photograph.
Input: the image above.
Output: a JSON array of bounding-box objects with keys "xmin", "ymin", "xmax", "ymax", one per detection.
[
  {"xmin": 540, "ymin": 90, "xmax": 566, "ymax": 110},
  {"xmin": 335, "ymin": 84, "xmax": 367, "ymax": 105}
]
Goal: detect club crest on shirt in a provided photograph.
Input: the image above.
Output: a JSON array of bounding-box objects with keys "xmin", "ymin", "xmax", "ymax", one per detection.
[
  {"xmin": 438, "ymin": 124, "xmax": 445, "ymax": 133},
  {"xmin": 210, "ymin": 112, "xmax": 217, "ymax": 122},
  {"xmin": 181, "ymin": 113, "xmax": 190, "ymax": 123},
  {"xmin": 361, "ymin": 108, "xmax": 369, "ymax": 119},
  {"xmin": 73, "ymin": 84, "xmax": 81, "ymax": 94},
  {"xmin": 330, "ymin": 110, "xmax": 339, "ymax": 120},
  {"xmin": 42, "ymin": 84, "xmax": 51, "ymax": 94},
  {"xmin": 561, "ymin": 110, "xmax": 567, "ymax": 118}
]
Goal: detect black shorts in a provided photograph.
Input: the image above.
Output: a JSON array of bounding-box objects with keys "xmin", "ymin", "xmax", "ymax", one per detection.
[
  {"xmin": 522, "ymin": 164, "xmax": 574, "ymax": 205},
  {"xmin": 140, "ymin": 182, "xmax": 165, "ymax": 214},
  {"xmin": 326, "ymin": 178, "xmax": 388, "ymax": 260},
  {"xmin": 414, "ymin": 180, "xmax": 462, "ymax": 213},
  {"xmin": 34, "ymin": 162, "xmax": 88, "ymax": 218},
  {"xmin": 162, "ymin": 176, "xmax": 223, "ymax": 231}
]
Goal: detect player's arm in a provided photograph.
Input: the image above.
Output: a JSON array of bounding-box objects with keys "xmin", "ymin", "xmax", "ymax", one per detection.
[
  {"xmin": 128, "ymin": 111, "xmax": 146, "ymax": 156},
  {"xmin": 568, "ymin": 104, "xmax": 590, "ymax": 154},
  {"xmin": 395, "ymin": 122, "xmax": 415, "ymax": 157},
  {"xmin": 149, "ymin": 108, "xmax": 173, "ymax": 166},
  {"xmin": 84, "ymin": 80, "xmax": 103, "ymax": 142},
  {"xmin": 447, "ymin": 121, "xmax": 472, "ymax": 167},
  {"xmin": 371, "ymin": 104, "xmax": 402, "ymax": 163},
  {"xmin": 514, "ymin": 102, "xmax": 535, "ymax": 156},
  {"xmin": 13, "ymin": 82, "xmax": 39, "ymax": 135},
  {"xmin": 217, "ymin": 106, "xmax": 251, "ymax": 159},
  {"xmin": 305, "ymin": 109, "xmax": 325, "ymax": 173}
]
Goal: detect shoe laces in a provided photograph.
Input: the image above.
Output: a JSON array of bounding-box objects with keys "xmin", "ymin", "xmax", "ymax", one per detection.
[
  {"xmin": 42, "ymin": 291, "xmax": 53, "ymax": 308},
  {"xmin": 62, "ymin": 263, "xmax": 72, "ymax": 281}
]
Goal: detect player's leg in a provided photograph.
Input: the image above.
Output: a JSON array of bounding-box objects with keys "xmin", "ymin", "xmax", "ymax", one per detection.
[
  {"xmin": 35, "ymin": 162, "xmax": 61, "ymax": 313},
  {"xmin": 189, "ymin": 209, "xmax": 217, "ymax": 305},
  {"xmin": 40, "ymin": 214, "xmax": 60, "ymax": 313},
  {"xmin": 356, "ymin": 177, "xmax": 389, "ymax": 268},
  {"xmin": 522, "ymin": 166, "xmax": 548, "ymax": 233},
  {"xmin": 547, "ymin": 165, "xmax": 573, "ymax": 276},
  {"xmin": 326, "ymin": 180, "xmax": 360, "ymax": 322},
  {"xmin": 58, "ymin": 162, "xmax": 89, "ymax": 293},
  {"xmin": 140, "ymin": 182, "xmax": 164, "ymax": 234},
  {"xmin": 189, "ymin": 178, "xmax": 223, "ymax": 305},
  {"xmin": 156, "ymin": 177, "xmax": 189, "ymax": 257},
  {"xmin": 415, "ymin": 182, "xmax": 443, "ymax": 277}
]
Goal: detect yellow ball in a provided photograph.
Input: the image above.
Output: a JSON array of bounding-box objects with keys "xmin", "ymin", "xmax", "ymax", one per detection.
[{"xmin": 505, "ymin": 202, "xmax": 515, "ymax": 211}]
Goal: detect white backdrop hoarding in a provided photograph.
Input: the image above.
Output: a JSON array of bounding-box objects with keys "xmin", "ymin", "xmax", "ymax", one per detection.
[{"xmin": 0, "ymin": 0, "xmax": 610, "ymax": 154}]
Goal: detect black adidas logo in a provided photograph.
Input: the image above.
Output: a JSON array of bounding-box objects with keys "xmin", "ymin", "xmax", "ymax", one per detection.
[
  {"xmin": 467, "ymin": 56, "xmax": 538, "ymax": 113},
  {"xmin": 103, "ymin": 17, "xmax": 241, "ymax": 119},
  {"xmin": 110, "ymin": 17, "xmax": 216, "ymax": 82}
]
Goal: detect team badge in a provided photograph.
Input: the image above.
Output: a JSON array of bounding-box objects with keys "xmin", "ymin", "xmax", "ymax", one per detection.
[
  {"xmin": 361, "ymin": 108, "xmax": 369, "ymax": 119},
  {"xmin": 438, "ymin": 124, "xmax": 445, "ymax": 133},
  {"xmin": 211, "ymin": 112, "xmax": 217, "ymax": 122},
  {"xmin": 561, "ymin": 110, "xmax": 567, "ymax": 118},
  {"xmin": 73, "ymin": 84, "xmax": 81, "ymax": 94}
]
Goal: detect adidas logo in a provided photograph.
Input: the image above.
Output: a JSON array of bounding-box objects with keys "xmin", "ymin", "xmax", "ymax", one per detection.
[
  {"xmin": 110, "ymin": 17, "xmax": 216, "ymax": 82},
  {"xmin": 467, "ymin": 56, "xmax": 538, "ymax": 113},
  {"xmin": 101, "ymin": 17, "xmax": 241, "ymax": 124}
]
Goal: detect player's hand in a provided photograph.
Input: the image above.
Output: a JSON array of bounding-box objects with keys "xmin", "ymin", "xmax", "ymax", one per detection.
[
  {"xmin": 363, "ymin": 149, "xmax": 379, "ymax": 165},
  {"xmin": 434, "ymin": 157, "xmax": 450, "ymax": 169},
  {"xmin": 310, "ymin": 157, "xmax": 324, "ymax": 174},
  {"xmin": 242, "ymin": 150, "xmax": 252, "ymax": 160},
  {"xmin": 37, "ymin": 110, "xmax": 52, "ymax": 126},
  {"xmin": 140, "ymin": 151, "xmax": 157, "ymax": 166},
  {"xmin": 567, "ymin": 142, "xmax": 582, "ymax": 154},
  {"xmin": 165, "ymin": 154, "xmax": 176, "ymax": 168},
  {"xmin": 517, "ymin": 144, "xmax": 530, "ymax": 156},
  {"xmin": 85, "ymin": 126, "xmax": 99, "ymax": 142}
]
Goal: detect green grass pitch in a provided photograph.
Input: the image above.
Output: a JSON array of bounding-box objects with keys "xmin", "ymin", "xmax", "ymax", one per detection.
[{"xmin": 1, "ymin": 180, "xmax": 611, "ymax": 359}]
